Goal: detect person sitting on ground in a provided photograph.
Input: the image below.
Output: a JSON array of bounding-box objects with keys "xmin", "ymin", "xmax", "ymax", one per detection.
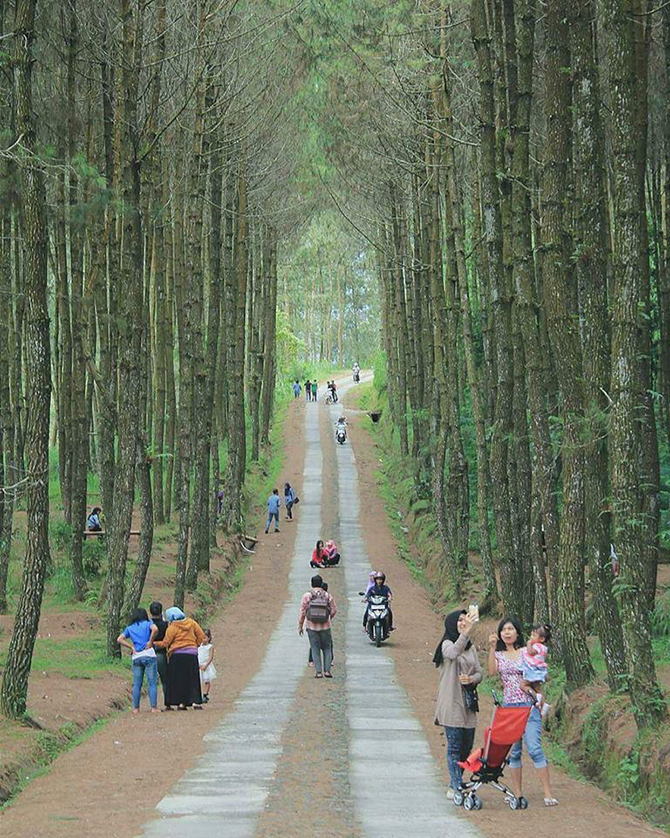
[
  {"xmin": 117, "ymin": 607, "xmax": 159, "ymax": 714},
  {"xmin": 323, "ymin": 539, "xmax": 341, "ymax": 566},
  {"xmin": 310, "ymin": 539, "xmax": 328, "ymax": 568},
  {"xmin": 364, "ymin": 571, "xmax": 394, "ymax": 630},
  {"xmin": 87, "ymin": 506, "xmax": 102, "ymax": 532},
  {"xmin": 298, "ymin": 574, "xmax": 337, "ymax": 678}
]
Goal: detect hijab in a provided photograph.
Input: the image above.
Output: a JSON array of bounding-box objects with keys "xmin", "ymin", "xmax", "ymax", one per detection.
[
  {"xmin": 432, "ymin": 609, "xmax": 470, "ymax": 667},
  {"xmin": 166, "ymin": 606, "xmax": 186, "ymax": 623}
]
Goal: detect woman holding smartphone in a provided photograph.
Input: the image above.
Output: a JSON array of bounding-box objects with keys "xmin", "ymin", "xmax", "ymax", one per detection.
[{"xmin": 433, "ymin": 609, "xmax": 482, "ymax": 797}]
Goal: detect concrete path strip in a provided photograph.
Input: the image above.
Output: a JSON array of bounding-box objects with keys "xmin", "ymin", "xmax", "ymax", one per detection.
[
  {"xmin": 140, "ymin": 405, "xmax": 323, "ymax": 838},
  {"xmin": 333, "ymin": 376, "xmax": 483, "ymax": 838}
]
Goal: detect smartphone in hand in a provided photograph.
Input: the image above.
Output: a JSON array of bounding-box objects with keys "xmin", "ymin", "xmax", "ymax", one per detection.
[{"xmin": 468, "ymin": 603, "xmax": 480, "ymax": 622}]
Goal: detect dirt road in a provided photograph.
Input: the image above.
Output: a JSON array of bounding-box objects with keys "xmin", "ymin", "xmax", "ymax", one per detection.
[{"xmin": 0, "ymin": 374, "xmax": 662, "ymax": 838}]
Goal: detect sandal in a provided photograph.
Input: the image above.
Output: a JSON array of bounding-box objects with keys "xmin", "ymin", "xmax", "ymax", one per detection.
[
  {"xmin": 544, "ymin": 798, "xmax": 558, "ymax": 807},
  {"xmin": 315, "ymin": 673, "xmax": 323, "ymax": 679},
  {"xmin": 324, "ymin": 672, "xmax": 333, "ymax": 678}
]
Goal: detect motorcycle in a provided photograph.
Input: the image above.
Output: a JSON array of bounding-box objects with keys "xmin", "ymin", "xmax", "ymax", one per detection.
[
  {"xmin": 361, "ymin": 592, "xmax": 391, "ymax": 647},
  {"xmin": 336, "ymin": 425, "xmax": 347, "ymax": 445},
  {"xmin": 353, "ymin": 371, "xmax": 360, "ymax": 383}
]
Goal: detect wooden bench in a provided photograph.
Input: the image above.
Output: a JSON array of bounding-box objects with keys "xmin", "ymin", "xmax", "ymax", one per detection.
[{"xmin": 83, "ymin": 530, "xmax": 141, "ymax": 539}]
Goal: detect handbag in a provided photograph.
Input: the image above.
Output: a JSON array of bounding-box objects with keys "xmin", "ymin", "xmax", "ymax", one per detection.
[
  {"xmin": 293, "ymin": 496, "xmax": 300, "ymax": 505},
  {"xmin": 462, "ymin": 684, "xmax": 479, "ymax": 713}
]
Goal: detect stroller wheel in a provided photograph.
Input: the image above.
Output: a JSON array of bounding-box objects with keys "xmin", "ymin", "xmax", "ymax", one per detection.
[
  {"xmin": 452, "ymin": 790, "xmax": 464, "ymax": 807},
  {"xmin": 473, "ymin": 795, "xmax": 483, "ymax": 810},
  {"xmin": 463, "ymin": 795, "xmax": 475, "ymax": 811},
  {"xmin": 518, "ymin": 796, "xmax": 528, "ymax": 810},
  {"xmin": 509, "ymin": 796, "xmax": 520, "ymax": 810}
]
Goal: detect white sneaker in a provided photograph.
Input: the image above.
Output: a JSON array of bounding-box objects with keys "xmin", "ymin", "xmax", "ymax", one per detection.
[{"xmin": 447, "ymin": 789, "xmax": 455, "ymax": 800}]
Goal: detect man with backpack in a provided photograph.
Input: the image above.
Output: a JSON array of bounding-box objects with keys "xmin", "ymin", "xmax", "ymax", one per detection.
[{"xmin": 298, "ymin": 575, "xmax": 337, "ymax": 678}]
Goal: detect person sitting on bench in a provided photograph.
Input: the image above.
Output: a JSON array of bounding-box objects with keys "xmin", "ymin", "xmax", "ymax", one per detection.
[{"xmin": 87, "ymin": 506, "xmax": 102, "ymax": 532}]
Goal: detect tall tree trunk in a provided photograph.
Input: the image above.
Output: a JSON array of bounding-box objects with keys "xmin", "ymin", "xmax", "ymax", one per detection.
[
  {"xmin": 105, "ymin": 0, "xmax": 143, "ymax": 657},
  {"xmin": 472, "ymin": 0, "xmax": 523, "ymax": 616},
  {"xmin": 542, "ymin": 0, "xmax": 593, "ymax": 687},
  {"xmin": 571, "ymin": 0, "xmax": 627, "ymax": 689},
  {"xmin": 597, "ymin": 0, "xmax": 666, "ymax": 725},
  {"xmin": 0, "ymin": 0, "xmax": 52, "ymax": 717}
]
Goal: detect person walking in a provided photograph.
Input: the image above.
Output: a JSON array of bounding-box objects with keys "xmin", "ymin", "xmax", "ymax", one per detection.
[
  {"xmin": 312, "ymin": 380, "xmax": 318, "ymax": 401},
  {"xmin": 293, "ymin": 379, "xmax": 301, "ymax": 399},
  {"xmin": 298, "ymin": 574, "xmax": 337, "ymax": 678},
  {"xmin": 488, "ymin": 616, "xmax": 557, "ymax": 806},
  {"xmin": 149, "ymin": 600, "xmax": 169, "ymax": 707},
  {"xmin": 265, "ymin": 488, "xmax": 281, "ymax": 533},
  {"xmin": 433, "ymin": 610, "xmax": 482, "ymax": 798},
  {"xmin": 155, "ymin": 607, "xmax": 206, "ymax": 710},
  {"xmin": 117, "ymin": 608, "xmax": 159, "ymax": 714},
  {"xmin": 304, "ymin": 379, "xmax": 312, "ymax": 401},
  {"xmin": 284, "ymin": 482, "xmax": 296, "ymax": 520}
]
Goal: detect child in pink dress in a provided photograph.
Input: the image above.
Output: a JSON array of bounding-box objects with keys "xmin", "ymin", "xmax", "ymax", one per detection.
[{"xmin": 521, "ymin": 623, "xmax": 551, "ymax": 717}]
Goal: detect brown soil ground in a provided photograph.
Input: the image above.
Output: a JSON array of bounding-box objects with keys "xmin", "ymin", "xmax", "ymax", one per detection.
[
  {"xmin": 1, "ymin": 385, "xmax": 667, "ymax": 838},
  {"xmin": 344, "ymin": 388, "xmax": 666, "ymax": 838},
  {"xmin": 0, "ymin": 398, "xmax": 307, "ymax": 838}
]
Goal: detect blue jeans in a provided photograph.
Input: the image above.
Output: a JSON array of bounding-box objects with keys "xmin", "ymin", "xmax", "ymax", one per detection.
[
  {"xmin": 132, "ymin": 655, "xmax": 158, "ymax": 709},
  {"xmin": 506, "ymin": 704, "xmax": 547, "ymax": 768},
  {"xmin": 266, "ymin": 511, "xmax": 279, "ymax": 532},
  {"xmin": 444, "ymin": 726, "xmax": 476, "ymax": 789}
]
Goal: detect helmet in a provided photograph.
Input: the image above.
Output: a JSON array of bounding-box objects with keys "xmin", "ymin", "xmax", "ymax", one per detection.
[{"xmin": 374, "ymin": 572, "xmax": 386, "ymax": 583}]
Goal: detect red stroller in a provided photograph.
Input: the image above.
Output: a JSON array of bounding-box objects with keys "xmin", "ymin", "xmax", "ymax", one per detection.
[{"xmin": 454, "ymin": 693, "xmax": 532, "ymax": 811}]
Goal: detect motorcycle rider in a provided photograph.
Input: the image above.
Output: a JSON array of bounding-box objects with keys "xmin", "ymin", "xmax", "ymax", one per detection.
[
  {"xmin": 353, "ymin": 362, "xmax": 360, "ymax": 383},
  {"xmin": 335, "ymin": 415, "xmax": 347, "ymax": 442},
  {"xmin": 363, "ymin": 572, "xmax": 394, "ymax": 631}
]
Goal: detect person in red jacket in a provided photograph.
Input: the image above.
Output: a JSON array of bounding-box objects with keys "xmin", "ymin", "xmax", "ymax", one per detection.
[{"xmin": 310, "ymin": 539, "xmax": 327, "ymax": 568}]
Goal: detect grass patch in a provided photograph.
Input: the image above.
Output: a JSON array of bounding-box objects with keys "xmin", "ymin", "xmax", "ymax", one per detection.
[{"xmin": 0, "ymin": 633, "xmax": 124, "ymax": 680}]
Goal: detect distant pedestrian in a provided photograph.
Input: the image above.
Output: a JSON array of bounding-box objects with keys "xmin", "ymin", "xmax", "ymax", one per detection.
[
  {"xmin": 305, "ymin": 379, "xmax": 312, "ymax": 401},
  {"xmin": 198, "ymin": 628, "xmax": 217, "ymax": 703},
  {"xmin": 265, "ymin": 488, "xmax": 281, "ymax": 533},
  {"xmin": 150, "ymin": 601, "xmax": 169, "ymax": 707},
  {"xmin": 299, "ymin": 574, "xmax": 337, "ymax": 678},
  {"xmin": 117, "ymin": 607, "xmax": 159, "ymax": 714},
  {"xmin": 312, "ymin": 380, "xmax": 318, "ymax": 401},
  {"xmin": 284, "ymin": 482, "xmax": 296, "ymax": 520},
  {"xmin": 293, "ymin": 379, "xmax": 301, "ymax": 399},
  {"xmin": 216, "ymin": 490, "xmax": 224, "ymax": 515}
]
